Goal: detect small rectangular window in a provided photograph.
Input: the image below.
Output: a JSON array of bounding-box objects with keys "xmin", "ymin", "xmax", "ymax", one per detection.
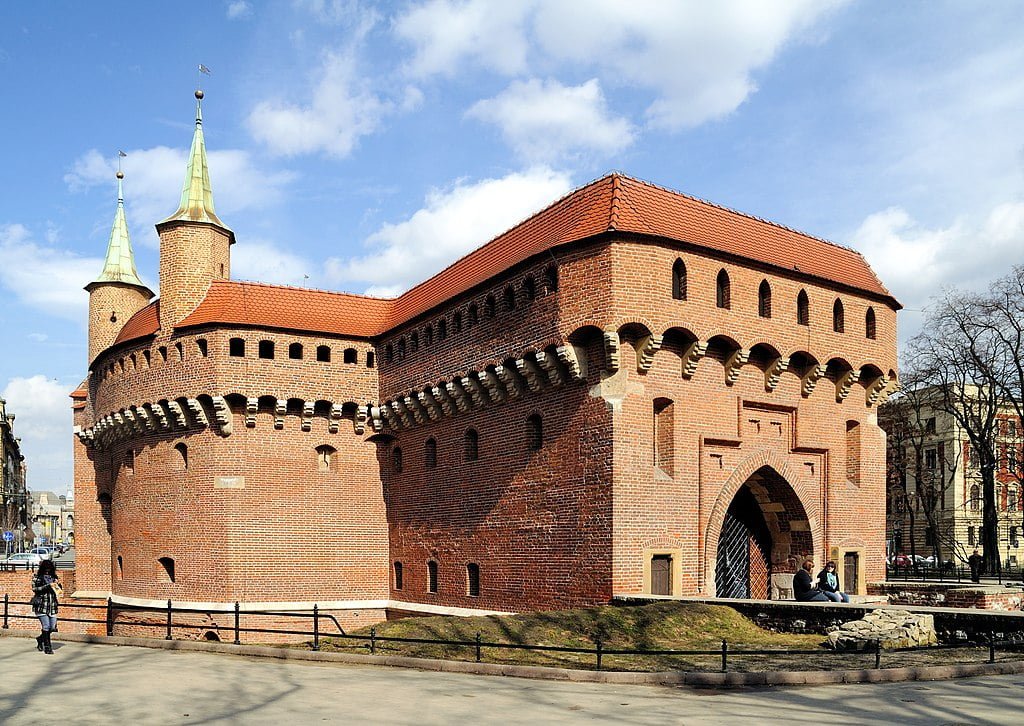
[
  {"xmin": 427, "ymin": 561, "xmax": 438, "ymax": 594},
  {"xmin": 394, "ymin": 562, "xmax": 404, "ymax": 590},
  {"xmin": 467, "ymin": 563, "xmax": 480, "ymax": 597}
]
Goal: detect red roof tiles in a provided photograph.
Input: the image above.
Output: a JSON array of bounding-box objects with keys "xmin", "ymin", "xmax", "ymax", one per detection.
[{"xmin": 110, "ymin": 173, "xmax": 897, "ymax": 349}]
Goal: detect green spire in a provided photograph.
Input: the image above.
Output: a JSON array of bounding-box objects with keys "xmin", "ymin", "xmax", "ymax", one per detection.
[
  {"xmin": 87, "ymin": 171, "xmax": 150, "ymax": 291},
  {"xmin": 161, "ymin": 89, "xmax": 229, "ymax": 228}
]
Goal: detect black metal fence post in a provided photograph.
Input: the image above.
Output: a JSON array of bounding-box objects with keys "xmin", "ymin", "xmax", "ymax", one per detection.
[
  {"xmin": 233, "ymin": 601, "xmax": 240, "ymax": 645},
  {"xmin": 2, "ymin": 593, "xmax": 8, "ymax": 629},
  {"xmin": 312, "ymin": 604, "xmax": 320, "ymax": 652},
  {"xmin": 165, "ymin": 599, "xmax": 172, "ymax": 640},
  {"xmin": 475, "ymin": 632, "xmax": 482, "ymax": 663},
  {"xmin": 370, "ymin": 626, "xmax": 376, "ymax": 655},
  {"xmin": 595, "ymin": 637, "xmax": 603, "ymax": 671},
  {"xmin": 721, "ymin": 639, "xmax": 728, "ymax": 673},
  {"xmin": 106, "ymin": 597, "xmax": 113, "ymax": 636},
  {"xmin": 989, "ymin": 632, "xmax": 996, "ymax": 664},
  {"xmin": 874, "ymin": 640, "xmax": 881, "ymax": 669}
]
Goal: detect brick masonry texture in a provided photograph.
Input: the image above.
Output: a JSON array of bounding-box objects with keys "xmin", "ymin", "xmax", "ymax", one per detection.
[{"xmin": 74, "ymin": 178, "xmax": 898, "ymax": 629}]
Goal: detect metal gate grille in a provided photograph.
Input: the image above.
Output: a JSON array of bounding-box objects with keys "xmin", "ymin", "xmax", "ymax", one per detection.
[{"xmin": 716, "ymin": 487, "xmax": 771, "ymax": 599}]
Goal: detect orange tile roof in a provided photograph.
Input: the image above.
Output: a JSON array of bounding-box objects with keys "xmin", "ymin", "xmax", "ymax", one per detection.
[
  {"xmin": 113, "ymin": 300, "xmax": 161, "ymax": 348},
  {"xmin": 109, "ymin": 173, "xmax": 897, "ymax": 350},
  {"xmin": 177, "ymin": 281, "xmax": 392, "ymax": 337}
]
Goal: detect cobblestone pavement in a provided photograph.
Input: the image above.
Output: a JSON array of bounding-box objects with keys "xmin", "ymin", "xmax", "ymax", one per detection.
[{"xmin": 0, "ymin": 637, "xmax": 1019, "ymax": 725}]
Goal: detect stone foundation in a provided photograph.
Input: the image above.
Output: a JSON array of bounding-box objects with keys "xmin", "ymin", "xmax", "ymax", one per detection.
[{"xmin": 826, "ymin": 610, "xmax": 937, "ymax": 650}]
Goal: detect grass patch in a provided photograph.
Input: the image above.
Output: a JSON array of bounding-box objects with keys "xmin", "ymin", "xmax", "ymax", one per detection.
[{"xmin": 309, "ymin": 602, "xmax": 842, "ymax": 672}]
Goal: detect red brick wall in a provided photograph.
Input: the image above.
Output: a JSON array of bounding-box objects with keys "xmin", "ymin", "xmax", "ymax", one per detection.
[{"xmin": 75, "ymin": 227, "xmax": 896, "ymax": 612}]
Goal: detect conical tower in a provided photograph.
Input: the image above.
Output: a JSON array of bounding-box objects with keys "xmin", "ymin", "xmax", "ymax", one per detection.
[
  {"xmin": 155, "ymin": 89, "xmax": 234, "ymax": 328},
  {"xmin": 85, "ymin": 170, "xmax": 155, "ymax": 363}
]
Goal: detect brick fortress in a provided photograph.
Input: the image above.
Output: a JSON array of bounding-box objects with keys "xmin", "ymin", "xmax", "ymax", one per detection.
[{"xmin": 71, "ymin": 91, "xmax": 900, "ymax": 631}]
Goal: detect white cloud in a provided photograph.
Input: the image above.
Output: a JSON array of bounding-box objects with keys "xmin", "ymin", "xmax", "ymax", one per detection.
[
  {"xmin": 248, "ymin": 51, "xmax": 393, "ymax": 158},
  {"xmin": 394, "ymin": 0, "xmax": 843, "ymax": 130},
  {"xmin": 65, "ymin": 147, "xmax": 294, "ymax": 247},
  {"xmin": 0, "ymin": 224, "xmax": 101, "ymax": 322},
  {"xmin": 232, "ymin": 239, "xmax": 315, "ymax": 287},
  {"xmin": 2, "ymin": 375, "xmax": 75, "ymax": 492},
  {"xmin": 853, "ymin": 202, "xmax": 1024, "ymax": 317},
  {"xmin": 226, "ymin": 1, "xmax": 252, "ymax": 19},
  {"xmin": 394, "ymin": 0, "xmax": 532, "ymax": 77},
  {"xmin": 28, "ymin": 333, "xmax": 48, "ymax": 342},
  {"xmin": 466, "ymin": 78, "xmax": 635, "ymax": 162},
  {"xmin": 328, "ymin": 167, "xmax": 573, "ymax": 294}
]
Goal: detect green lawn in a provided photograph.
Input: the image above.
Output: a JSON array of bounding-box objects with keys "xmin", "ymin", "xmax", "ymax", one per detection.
[{"xmin": 312, "ymin": 602, "xmax": 829, "ymax": 671}]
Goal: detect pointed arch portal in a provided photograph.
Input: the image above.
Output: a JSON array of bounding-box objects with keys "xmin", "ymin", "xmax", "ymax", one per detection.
[{"xmin": 707, "ymin": 461, "xmax": 817, "ymax": 599}]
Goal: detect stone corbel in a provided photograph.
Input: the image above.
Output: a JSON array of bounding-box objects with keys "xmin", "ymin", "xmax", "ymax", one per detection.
[
  {"xmin": 681, "ymin": 341, "xmax": 708, "ymax": 379},
  {"xmin": 367, "ymin": 405, "xmax": 383, "ymax": 433},
  {"xmin": 151, "ymin": 403, "xmax": 170, "ymax": 430},
  {"xmin": 445, "ymin": 381, "xmax": 471, "ymax": 413},
  {"xmin": 556, "ymin": 344, "xmax": 587, "ymax": 381},
  {"xmin": 801, "ymin": 364, "xmax": 828, "ymax": 397},
  {"xmin": 725, "ymin": 349, "xmax": 750, "ymax": 386},
  {"xmin": 301, "ymin": 401, "xmax": 315, "ymax": 432},
  {"xmin": 764, "ymin": 357, "xmax": 789, "ymax": 392},
  {"xmin": 494, "ymin": 364, "xmax": 523, "ymax": 399},
  {"xmin": 379, "ymin": 403, "xmax": 401, "ymax": 430},
  {"xmin": 112, "ymin": 412, "xmax": 126, "ymax": 437},
  {"xmin": 636, "ymin": 334, "xmax": 663, "ymax": 372},
  {"xmin": 123, "ymin": 409, "xmax": 141, "ymax": 433},
  {"xmin": 514, "ymin": 358, "xmax": 544, "ymax": 393},
  {"xmin": 476, "ymin": 370, "xmax": 506, "ymax": 403},
  {"xmin": 355, "ymin": 404, "xmax": 369, "ymax": 435},
  {"xmin": 167, "ymin": 401, "xmax": 188, "ymax": 428},
  {"xmin": 211, "ymin": 396, "xmax": 232, "ymax": 436},
  {"xmin": 274, "ymin": 399, "xmax": 287, "ymax": 430},
  {"xmin": 403, "ymin": 394, "xmax": 428, "ymax": 424},
  {"xmin": 534, "ymin": 351, "xmax": 564, "ymax": 387},
  {"xmin": 418, "ymin": 390, "xmax": 443, "ymax": 421},
  {"xmin": 431, "ymin": 385, "xmax": 457, "ymax": 416},
  {"xmin": 329, "ymin": 403, "xmax": 344, "ymax": 433},
  {"xmin": 880, "ymin": 377, "xmax": 901, "ymax": 405},
  {"xmin": 865, "ymin": 375, "xmax": 889, "ymax": 407},
  {"xmin": 186, "ymin": 398, "xmax": 209, "ymax": 427},
  {"xmin": 390, "ymin": 400, "xmax": 413, "ymax": 428},
  {"xmin": 460, "ymin": 375, "xmax": 487, "ymax": 407},
  {"xmin": 602, "ymin": 330, "xmax": 620, "ymax": 373},
  {"xmin": 137, "ymin": 406, "xmax": 155, "ymax": 432},
  {"xmin": 245, "ymin": 398, "xmax": 258, "ymax": 428},
  {"xmin": 836, "ymin": 369, "xmax": 861, "ymax": 402}
]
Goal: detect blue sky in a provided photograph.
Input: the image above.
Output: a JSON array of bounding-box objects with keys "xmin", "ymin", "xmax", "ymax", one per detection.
[{"xmin": 2, "ymin": 1, "xmax": 1023, "ymax": 493}]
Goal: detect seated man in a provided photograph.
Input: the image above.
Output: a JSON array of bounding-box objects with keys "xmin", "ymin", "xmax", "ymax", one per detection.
[
  {"xmin": 793, "ymin": 559, "xmax": 830, "ymax": 602},
  {"xmin": 816, "ymin": 560, "xmax": 850, "ymax": 603}
]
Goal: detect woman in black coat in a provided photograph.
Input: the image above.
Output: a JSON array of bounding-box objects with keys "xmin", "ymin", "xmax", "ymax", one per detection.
[
  {"xmin": 816, "ymin": 560, "xmax": 850, "ymax": 603},
  {"xmin": 793, "ymin": 559, "xmax": 829, "ymax": 601},
  {"xmin": 31, "ymin": 558, "xmax": 60, "ymax": 654}
]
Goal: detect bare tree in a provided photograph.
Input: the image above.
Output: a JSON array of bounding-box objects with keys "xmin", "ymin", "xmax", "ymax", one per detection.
[{"xmin": 908, "ymin": 288, "xmax": 1003, "ymax": 575}]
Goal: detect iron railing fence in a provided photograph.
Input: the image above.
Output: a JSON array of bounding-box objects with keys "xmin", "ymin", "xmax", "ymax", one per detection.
[
  {"xmin": 0, "ymin": 560, "xmax": 74, "ymax": 572},
  {"xmin": 2, "ymin": 594, "xmax": 1023, "ymax": 672},
  {"xmin": 886, "ymin": 563, "xmax": 1024, "ymax": 584}
]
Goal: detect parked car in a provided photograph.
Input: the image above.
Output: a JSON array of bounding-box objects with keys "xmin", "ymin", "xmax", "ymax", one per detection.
[
  {"xmin": 890, "ymin": 554, "xmax": 912, "ymax": 568},
  {"xmin": 4, "ymin": 552, "xmax": 42, "ymax": 566},
  {"xmin": 29, "ymin": 547, "xmax": 54, "ymax": 558}
]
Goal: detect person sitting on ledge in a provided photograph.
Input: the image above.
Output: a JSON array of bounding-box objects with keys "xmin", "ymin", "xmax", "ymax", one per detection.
[
  {"xmin": 817, "ymin": 560, "xmax": 850, "ymax": 603},
  {"xmin": 794, "ymin": 559, "xmax": 829, "ymax": 602}
]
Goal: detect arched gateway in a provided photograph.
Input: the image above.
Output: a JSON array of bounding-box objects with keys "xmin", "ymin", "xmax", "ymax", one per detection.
[{"xmin": 707, "ymin": 462, "xmax": 817, "ymax": 599}]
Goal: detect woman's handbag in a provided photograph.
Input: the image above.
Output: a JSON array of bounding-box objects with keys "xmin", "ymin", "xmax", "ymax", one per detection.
[{"xmin": 51, "ymin": 582, "xmax": 63, "ymax": 599}]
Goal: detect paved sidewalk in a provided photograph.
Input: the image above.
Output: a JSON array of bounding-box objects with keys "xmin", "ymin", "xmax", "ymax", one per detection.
[{"xmin": 0, "ymin": 636, "xmax": 1020, "ymax": 724}]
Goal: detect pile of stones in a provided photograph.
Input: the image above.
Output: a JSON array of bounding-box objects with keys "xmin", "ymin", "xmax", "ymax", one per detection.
[{"xmin": 825, "ymin": 609, "xmax": 937, "ymax": 650}]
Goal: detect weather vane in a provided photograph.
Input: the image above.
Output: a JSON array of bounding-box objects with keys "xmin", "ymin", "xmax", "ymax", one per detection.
[
  {"xmin": 117, "ymin": 150, "xmax": 127, "ymax": 175},
  {"xmin": 197, "ymin": 63, "xmax": 212, "ymax": 89}
]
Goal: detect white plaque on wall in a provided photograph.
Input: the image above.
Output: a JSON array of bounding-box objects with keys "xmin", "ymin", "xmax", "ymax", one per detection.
[{"xmin": 214, "ymin": 476, "xmax": 245, "ymax": 489}]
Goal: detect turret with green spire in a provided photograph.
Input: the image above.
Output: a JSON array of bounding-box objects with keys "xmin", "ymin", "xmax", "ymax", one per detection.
[
  {"xmin": 160, "ymin": 89, "xmax": 232, "ymax": 232},
  {"xmin": 86, "ymin": 171, "xmax": 153, "ymax": 293},
  {"xmin": 155, "ymin": 88, "xmax": 234, "ymax": 328},
  {"xmin": 85, "ymin": 169, "xmax": 155, "ymax": 364}
]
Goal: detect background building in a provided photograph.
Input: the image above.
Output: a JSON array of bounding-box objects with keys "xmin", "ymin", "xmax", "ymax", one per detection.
[
  {"xmin": 881, "ymin": 388, "xmax": 1023, "ymax": 568},
  {"xmin": 1, "ymin": 397, "xmax": 28, "ymax": 552},
  {"xmin": 72, "ymin": 91, "xmax": 899, "ymax": 631},
  {"xmin": 29, "ymin": 490, "xmax": 74, "ymax": 547}
]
